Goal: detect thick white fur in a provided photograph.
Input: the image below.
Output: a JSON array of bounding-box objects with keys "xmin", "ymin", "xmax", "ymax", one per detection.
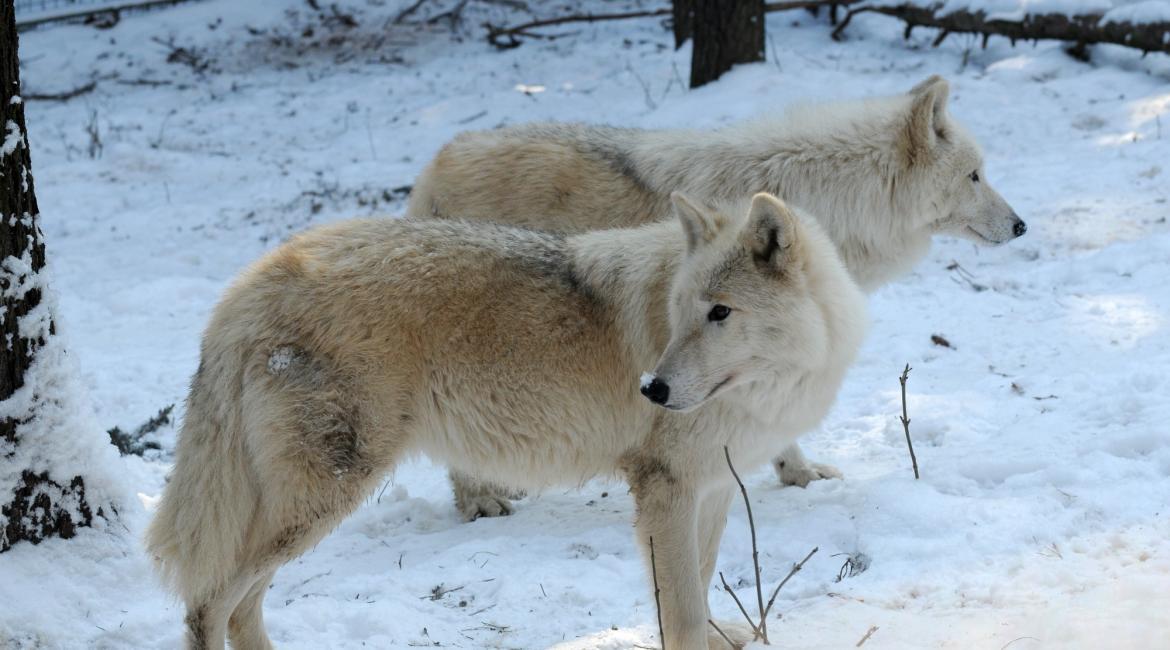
[
  {"xmin": 146, "ymin": 194, "xmax": 867, "ymax": 650},
  {"xmin": 409, "ymin": 76, "xmax": 1022, "ymax": 501},
  {"xmin": 409, "ymin": 75, "xmax": 1023, "ymax": 292}
]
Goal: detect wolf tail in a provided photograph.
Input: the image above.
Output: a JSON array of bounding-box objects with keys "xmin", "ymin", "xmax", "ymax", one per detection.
[{"xmin": 145, "ymin": 350, "xmax": 258, "ymax": 607}]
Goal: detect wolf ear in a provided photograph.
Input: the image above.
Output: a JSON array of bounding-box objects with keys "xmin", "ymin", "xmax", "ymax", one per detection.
[
  {"xmin": 672, "ymin": 192, "xmax": 721, "ymax": 253},
  {"xmin": 743, "ymin": 193, "xmax": 799, "ymax": 273},
  {"xmin": 903, "ymin": 75, "xmax": 950, "ymax": 164}
]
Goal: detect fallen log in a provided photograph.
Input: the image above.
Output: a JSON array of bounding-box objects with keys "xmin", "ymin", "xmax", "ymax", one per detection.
[{"xmin": 831, "ymin": 3, "xmax": 1170, "ymax": 56}]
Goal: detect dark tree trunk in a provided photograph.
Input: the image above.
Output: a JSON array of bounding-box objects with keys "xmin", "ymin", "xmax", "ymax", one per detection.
[
  {"xmin": 672, "ymin": 0, "xmax": 694, "ymax": 48},
  {"xmin": 690, "ymin": 0, "xmax": 766, "ymax": 88},
  {"xmin": 0, "ymin": 0, "xmax": 94, "ymax": 552}
]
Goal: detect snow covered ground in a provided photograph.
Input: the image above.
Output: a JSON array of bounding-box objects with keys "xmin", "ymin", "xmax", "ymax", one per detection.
[{"xmin": 2, "ymin": 0, "xmax": 1169, "ymax": 648}]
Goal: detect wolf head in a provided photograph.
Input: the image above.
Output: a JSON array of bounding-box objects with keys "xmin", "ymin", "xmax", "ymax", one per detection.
[
  {"xmin": 900, "ymin": 75, "xmax": 1025, "ymax": 244},
  {"xmin": 640, "ymin": 192, "xmax": 862, "ymax": 413}
]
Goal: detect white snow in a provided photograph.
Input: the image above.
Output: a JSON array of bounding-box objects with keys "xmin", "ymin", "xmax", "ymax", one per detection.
[
  {"xmin": 1104, "ymin": 0, "xmax": 1170, "ymax": 23},
  {"xmin": 1, "ymin": 0, "xmax": 1168, "ymax": 648},
  {"xmin": 1, "ymin": 119, "xmax": 23, "ymax": 157}
]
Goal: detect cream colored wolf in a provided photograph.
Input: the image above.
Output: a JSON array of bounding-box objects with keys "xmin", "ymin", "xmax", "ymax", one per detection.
[
  {"xmin": 409, "ymin": 75, "xmax": 1024, "ymax": 513},
  {"xmin": 146, "ymin": 193, "xmax": 866, "ymax": 650}
]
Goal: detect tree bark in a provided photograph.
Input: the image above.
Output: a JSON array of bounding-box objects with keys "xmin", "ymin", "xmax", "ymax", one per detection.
[
  {"xmin": 672, "ymin": 0, "xmax": 694, "ymax": 48},
  {"xmin": 690, "ymin": 0, "xmax": 766, "ymax": 88},
  {"xmin": 832, "ymin": 3, "xmax": 1170, "ymax": 55},
  {"xmin": 0, "ymin": 0, "xmax": 94, "ymax": 552}
]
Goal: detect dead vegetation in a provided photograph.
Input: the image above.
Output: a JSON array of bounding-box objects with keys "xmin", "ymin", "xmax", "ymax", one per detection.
[
  {"xmin": 107, "ymin": 404, "xmax": 173, "ymax": 456},
  {"xmin": 714, "ymin": 447, "xmax": 820, "ymax": 648}
]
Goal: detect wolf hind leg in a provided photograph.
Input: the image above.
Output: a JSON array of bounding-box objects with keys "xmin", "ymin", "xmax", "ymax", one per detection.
[
  {"xmin": 188, "ymin": 461, "xmax": 389, "ymax": 650},
  {"xmin": 772, "ymin": 443, "xmax": 842, "ymax": 488},
  {"xmin": 449, "ymin": 469, "xmax": 524, "ymax": 521},
  {"xmin": 227, "ymin": 568, "xmax": 277, "ymax": 650},
  {"xmin": 189, "ymin": 361, "xmax": 405, "ymax": 650},
  {"xmin": 183, "ymin": 565, "xmax": 273, "ymax": 650}
]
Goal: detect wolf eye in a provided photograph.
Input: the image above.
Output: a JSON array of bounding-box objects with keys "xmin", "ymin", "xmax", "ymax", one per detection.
[
  {"xmin": 970, "ymin": 171, "xmax": 980, "ymax": 183},
  {"xmin": 708, "ymin": 305, "xmax": 731, "ymax": 322}
]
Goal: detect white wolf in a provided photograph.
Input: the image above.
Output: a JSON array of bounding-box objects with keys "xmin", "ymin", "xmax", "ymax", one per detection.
[
  {"xmin": 408, "ymin": 75, "xmax": 1024, "ymax": 514},
  {"xmin": 146, "ymin": 193, "xmax": 867, "ymax": 650}
]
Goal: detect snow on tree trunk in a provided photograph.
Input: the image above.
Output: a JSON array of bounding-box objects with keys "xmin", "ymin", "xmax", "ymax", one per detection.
[
  {"xmin": 0, "ymin": 0, "xmax": 121, "ymax": 552},
  {"xmin": 689, "ymin": 0, "xmax": 766, "ymax": 88}
]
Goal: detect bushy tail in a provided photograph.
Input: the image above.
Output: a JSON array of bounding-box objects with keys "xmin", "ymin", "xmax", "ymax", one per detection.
[{"xmin": 145, "ymin": 358, "xmax": 258, "ymax": 605}]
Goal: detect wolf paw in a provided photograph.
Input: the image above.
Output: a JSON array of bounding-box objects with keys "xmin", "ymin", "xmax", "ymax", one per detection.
[
  {"xmin": 774, "ymin": 459, "xmax": 843, "ymax": 488},
  {"xmin": 457, "ymin": 494, "xmax": 514, "ymax": 521},
  {"xmin": 502, "ymin": 488, "xmax": 528, "ymax": 501},
  {"xmin": 707, "ymin": 620, "xmax": 757, "ymax": 649}
]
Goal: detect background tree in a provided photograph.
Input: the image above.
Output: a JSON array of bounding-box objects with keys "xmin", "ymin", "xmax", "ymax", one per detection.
[
  {"xmin": 673, "ymin": 0, "xmax": 694, "ymax": 47},
  {"xmin": 1, "ymin": 0, "xmax": 106, "ymax": 552},
  {"xmin": 678, "ymin": 0, "xmax": 765, "ymax": 88}
]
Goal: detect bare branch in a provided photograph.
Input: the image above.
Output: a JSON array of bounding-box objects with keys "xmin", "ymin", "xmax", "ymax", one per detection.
[
  {"xmin": 719, "ymin": 571, "xmax": 763, "ymax": 639},
  {"xmin": 707, "ymin": 619, "xmax": 743, "ymax": 649},
  {"xmin": 856, "ymin": 625, "xmax": 879, "ymax": 647},
  {"xmin": 485, "ymin": 7, "xmax": 670, "ymax": 48},
  {"xmin": 485, "ymin": 1, "xmax": 860, "ymax": 49},
  {"xmin": 393, "ymin": 0, "xmax": 431, "ymax": 24},
  {"xmin": 24, "ymin": 81, "xmax": 96, "ymax": 102},
  {"xmin": 723, "ymin": 446, "xmax": 767, "ymax": 643},
  {"xmin": 426, "ymin": 0, "xmax": 471, "ymax": 26},
  {"xmin": 650, "ymin": 536, "xmax": 666, "ymax": 650},
  {"xmin": 899, "ymin": 364, "xmax": 920, "ymax": 479},
  {"xmin": 760, "ymin": 546, "xmax": 818, "ymax": 621}
]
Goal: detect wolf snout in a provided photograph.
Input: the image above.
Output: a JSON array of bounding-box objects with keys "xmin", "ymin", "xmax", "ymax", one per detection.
[
  {"xmin": 640, "ymin": 377, "xmax": 670, "ymax": 406},
  {"xmin": 1012, "ymin": 214, "xmax": 1027, "ymax": 238}
]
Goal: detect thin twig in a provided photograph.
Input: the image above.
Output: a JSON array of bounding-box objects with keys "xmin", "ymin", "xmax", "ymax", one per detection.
[
  {"xmin": 393, "ymin": 0, "xmax": 431, "ymax": 24},
  {"xmin": 707, "ymin": 619, "xmax": 742, "ymax": 649},
  {"xmin": 114, "ymin": 78, "xmax": 173, "ymax": 87},
  {"xmin": 626, "ymin": 63, "xmax": 657, "ymax": 110},
  {"xmin": 24, "ymin": 81, "xmax": 97, "ymax": 102},
  {"xmin": 1000, "ymin": 637, "xmax": 1041, "ymax": 649},
  {"xmin": 719, "ymin": 571, "xmax": 763, "ymax": 639},
  {"xmin": 760, "ymin": 546, "xmax": 818, "ymax": 620},
  {"xmin": 723, "ymin": 446, "xmax": 767, "ymax": 643},
  {"xmin": 856, "ymin": 625, "xmax": 879, "ymax": 647},
  {"xmin": 485, "ymin": 7, "xmax": 670, "ymax": 48},
  {"xmin": 426, "ymin": 0, "xmax": 470, "ymax": 26},
  {"xmin": 649, "ymin": 536, "xmax": 667, "ymax": 650},
  {"xmin": 484, "ymin": 1, "xmax": 859, "ymax": 49},
  {"xmin": 899, "ymin": 364, "xmax": 920, "ymax": 479}
]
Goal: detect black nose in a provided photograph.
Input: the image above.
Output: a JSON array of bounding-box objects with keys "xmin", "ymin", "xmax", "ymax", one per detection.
[
  {"xmin": 1013, "ymin": 218, "xmax": 1027, "ymax": 238},
  {"xmin": 640, "ymin": 378, "xmax": 670, "ymax": 405}
]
